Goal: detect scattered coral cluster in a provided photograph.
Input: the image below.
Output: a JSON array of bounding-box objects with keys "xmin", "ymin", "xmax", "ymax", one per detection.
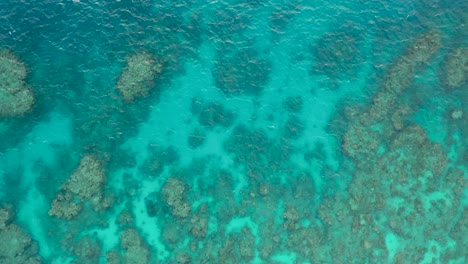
[
  {"xmin": 2, "ymin": 5, "xmax": 466, "ymax": 264},
  {"xmin": 0, "ymin": 50, "xmax": 34, "ymax": 117},
  {"xmin": 150, "ymin": 158, "xmax": 321, "ymax": 263},
  {"xmin": 116, "ymin": 52, "xmax": 163, "ymax": 102},
  {"xmin": 44, "ymin": 154, "xmax": 155, "ymax": 263},
  {"xmin": 106, "ymin": 212, "xmax": 152, "ymax": 264},
  {"xmin": 131, "ymin": 29, "xmax": 465, "ymax": 263}
]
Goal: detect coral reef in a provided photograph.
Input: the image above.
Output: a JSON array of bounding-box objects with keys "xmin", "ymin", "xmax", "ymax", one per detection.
[
  {"xmin": 120, "ymin": 229, "xmax": 150, "ymax": 264},
  {"xmin": 0, "ymin": 207, "xmax": 13, "ymax": 230},
  {"xmin": 0, "ymin": 50, "xmax": 34, "ymax": 117},
  {"xmin": 116, "ymin": 51, "xmax": 162, "ymax": 102},
  {"xmin": 217, "ymin": 230, "xmax": 256, "ymax": 263},
  {"xmin": 332, "ymin": 121, "xmax": 454, "ymax": 263},
  {"xmin": 48, "ymin": 193, "xmax": 82, "ymax": 220},
  {"xmin": 62, "ymin": 155, "xmax": 106, "ymax": 201},
  {"xmin": 390, "ymin": 105, "xmax": 411, "ymax": 130},
  {"xmin": 324, "ymin": 29, "xmax": 465, "ymax": 264},
  {"xmin": 189, "ymin": 204, "xmax": 209, "ymax": 238},
  {"xmin": 106, "ymin": 210, "xmax": 152, "ymax": 264},
  {"xmin": 364, "ymin": 30, "xmax": 441, "ymax": 124},
  {"xmin": 70, "ymin": 236, "xmax": 102, "ymax": 264},
  {"xmin": 162, "ymin": 178, "xmax": 191, "ymax": 218},
  {"xmin": 405, "ymin": 30, "xmax": 441, "ymax": 63},
  {"xmin": 49, "ymin": 155, "xmax": 108, "ymax": 219},
  {"xmin": 439, "ymin": 47, "xmax": 468, "ymax": 90},
  {"xmin": 0, "ymin": 207, "xmax": 41, "ymax": 264},
  {"xmin": 2, "ymin": 3, "xmax": 465, "ymax": 263},
  {"xmin": 282, "ymin": 206, "xmax": 300, "ymax": 230},
  {"xmin": 239, "ymin": 228, "xmax": 256, "ymax": 260}
]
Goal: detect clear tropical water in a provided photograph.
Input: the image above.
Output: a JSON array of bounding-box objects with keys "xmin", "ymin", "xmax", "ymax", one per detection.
[{"xmin": 0, "ymin": 0, "xmax": 466, "ymax": 263}]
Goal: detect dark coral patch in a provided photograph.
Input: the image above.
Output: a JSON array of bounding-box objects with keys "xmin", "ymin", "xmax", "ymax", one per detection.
[
  {"xmin": 187, "ymin": 128, "xmax": 206, "ymax": 149},
  {"xmin": 213, "ymin": 46, "xmax": 271, "ymax": 96},
  {"xmin": 283, "ymin": 96, "xmax": 303, "ymax": 113}
]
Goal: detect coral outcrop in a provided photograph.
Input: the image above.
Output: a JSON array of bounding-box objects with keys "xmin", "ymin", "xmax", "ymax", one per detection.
[
  {"xmin": 0, "ymin": 50, "xmax": 34, "ymax": 117},
  {"xmin": 120, "ymin": 229, "xmax": 150, "ymax": 264},
  {"xmin": 116, "ymin": 52, "xmax": 162, "ymax": 102},
  {"xmin": 162, "ymin": 178, "xmax": 191, "ymax": 218},
  {"xmin": 439, "ymin": 47, "xmax": 468, "ymax": 90},
  {"xmin": 49, "ymin": 155, "xmax": 108, "ymax": 220},
  {"xmin": 0, "ymin": 207, "xmax": 42, "ymax": 264}
]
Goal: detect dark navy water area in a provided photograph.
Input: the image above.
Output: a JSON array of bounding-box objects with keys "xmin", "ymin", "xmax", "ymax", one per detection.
[{"xmin": 0, "ymin": 0, "xmax": 466, "ymax": 263}]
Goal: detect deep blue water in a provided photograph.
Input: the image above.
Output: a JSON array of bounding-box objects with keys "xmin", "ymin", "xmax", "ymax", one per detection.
[{"xmin": 0, "ymin": 0, "xmax": 466, "ymax": 263}]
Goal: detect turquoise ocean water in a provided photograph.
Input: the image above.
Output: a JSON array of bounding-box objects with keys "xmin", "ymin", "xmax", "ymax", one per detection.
[{"xmin": 0, "ymin": 0, "xmax": 466, "ymax": 263}]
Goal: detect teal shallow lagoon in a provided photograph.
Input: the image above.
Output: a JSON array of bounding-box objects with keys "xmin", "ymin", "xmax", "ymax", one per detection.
[{"xmin": 0, "ymin": 0, "xmax": 466, "ymax": 263}]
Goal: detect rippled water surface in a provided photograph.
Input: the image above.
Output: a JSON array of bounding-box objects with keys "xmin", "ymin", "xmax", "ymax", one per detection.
[{"xmin": 0, "ymin": 0, "xmax": 466, "ymax": 263}]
